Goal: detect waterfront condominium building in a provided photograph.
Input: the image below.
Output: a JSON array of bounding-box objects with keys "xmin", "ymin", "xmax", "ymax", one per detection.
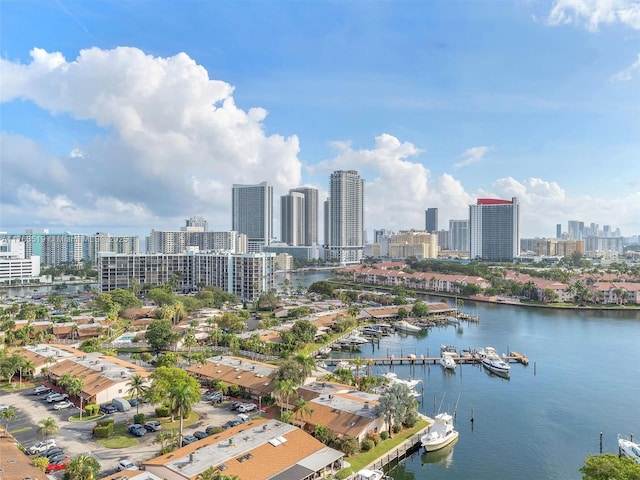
[
  {"xmin": 146, "ymin": 229, "xmax": 244, "ymax": 254},
  {"xmin": 449, "ymin": 219, "xmax": 470, "ymax": 252},
  {"xmin": 326, "ymin": 170, "xmax": 364, "ymax": 264},
  {"xmin": 232, "ymin": 182, "xmax": 273, "ymax": 253},
  {"xmin": 87, "ymin": 233, "xmax": 140, "ymax": 264},
  {"xmin": 425, "ymin": 208, "xmax": 438, "ymax": 233},
  {"xmin": 280, "ymin": 191, "xmax": 305, "ymax": 246},
  {"xmin": 98, "ymin": 251, "xmax": 275, "ymax": 302},
  {"xmin": 290, "ymin": 187, "xmax": 319, "ymax": 246},
  {"xmin": 469, "ymin": 197, "xmax": 520, "ymax": 262}
]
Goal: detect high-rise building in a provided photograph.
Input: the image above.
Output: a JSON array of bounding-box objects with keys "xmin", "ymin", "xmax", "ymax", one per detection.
[
  {"xmin": 280, "ymin": 191, "xmax": 305, "ymax": 246},
  {"xmin": 469, "ymin": 197, "xmax": 520, "ymax": 262},
  {"xmin": 232, "ymin": 182, "xmax": 273, "ymax": 253},
  {"xmin": 449, "ymin": 219, "xmax": 470, "ymax": 252},
  {"xmin": 183, "ymin": 216, "xmax": 208, "ymax": 232},
  {"xmin": 290, "ymin": 187, "xmax": 319, "ymax": 246},
  {"xmin": 567, "ymin": 220, "xmax": 585, "ymax": 240},
  {"xmin": 556, "ymin": 224, "xmax": 562, "ymax": 239},
  {"xmin": 425, "ymin": 208, "xmax": 438, "ymax": 233},
  {"xmin": 326, "ymin": 170, "xmax": 364, "ymax": 264}
]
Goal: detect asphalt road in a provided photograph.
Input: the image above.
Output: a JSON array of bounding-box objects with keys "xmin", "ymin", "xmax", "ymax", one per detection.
[{"xmin": 0, "ymin": 385, "xmax": 258, "ymax": 476}]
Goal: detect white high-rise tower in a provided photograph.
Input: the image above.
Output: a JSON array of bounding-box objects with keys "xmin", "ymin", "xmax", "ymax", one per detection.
[
  {"xmin": 326, "ymin": 170, "xmax": 364, "ymax": 264},
  {"xmin": 232, "ymin": 182, "xmax": 273, "ymax": 253}
]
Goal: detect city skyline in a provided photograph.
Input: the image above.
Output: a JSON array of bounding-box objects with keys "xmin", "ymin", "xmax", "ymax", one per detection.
[{"xmin": 1, "ymin": 1, "xmax": 639, "ymax": 239}]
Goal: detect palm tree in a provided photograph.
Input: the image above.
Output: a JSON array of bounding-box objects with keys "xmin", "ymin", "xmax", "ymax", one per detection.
[
  {"xmin": 274, "ymin": 379, "xmax": 297, "ymax": 416},
  {"xmin": 66, "ymin": 454, "xmax": 100, "ymax": 480},
  {"xmin": 1, "ymin": 407, "xmax": 16, "ymax": 432},
  {"xmin": 126, "ymin": 374, "xmax": 148, "ymax": 415},
  {"xmin": 293, "ymin": 353, "xmax": 316, "ymax": 380},
  {"xmin": 154, "ymin": 429, "xmax": 179, "ymax": 454},
  {"xmin": 168, "ymin": 382, "xmax": 200, "ymax": 444},
  {"xmin": 294, "ymin": 397, "xmax": 313, "ymax": 428},
  {"xmin": 197, "ymin": 466, "xmax": 240, "ymax": 480},
  {"xmin": 38, "ymin": 416, "xmax": 59, "ymax": 441},
  {"xmin": 183, "ymin": 330, "xmax": 198, "ymax": 364}
]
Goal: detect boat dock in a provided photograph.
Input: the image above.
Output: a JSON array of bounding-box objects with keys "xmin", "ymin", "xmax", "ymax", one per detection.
[{"xmin": 322, "ymin": 352, "xmax": 530, "ymax": 367}]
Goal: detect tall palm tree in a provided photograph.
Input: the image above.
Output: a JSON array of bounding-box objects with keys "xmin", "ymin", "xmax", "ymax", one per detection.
[
  {"xmin": 168, "ymin": 382, "xmax": 200, "ymax": 443},
  {"xmin": 294, "ymin": 397, "xmax": 313, "ymax": 428},
  {"xmin": 154, "ymin": 429, "xmax": 179, "ymax": 454},
  {"xmin": 38, "ymin": 416, "xmax": 59, "ymax": 441},
  {"xmin": 66, "ymin": 454, "xmax": 100, "ymax": 480},
  {"xmin": 1, "ymin": 407, "xmax": 16, "ymax": 432},
  {"xmin": 274, "ymin": 379, "xmax": 297, "ymax": 416},
  {"xmin": 183, "ymin": 330, "xmax": 198, "ymax": 364},
  {"xmin": 293, "ymin": 353, "xmax": 315, "ymax": 380},
  {"xmin": 126, "ymin": 374, "xmax": 148, "ymax": 415}
]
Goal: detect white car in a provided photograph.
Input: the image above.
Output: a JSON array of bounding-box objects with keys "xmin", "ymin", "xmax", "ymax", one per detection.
[
  {"xmin": 117, "ymin": 460, "xmax": 139, "ymax": 471},
  {"xmin": 54, "ymin": 400, "xmax": 74, "ymax": 410},
  {"xmin": 27, "ymin": 439, "xmax": 56, "ymax": 455},
  {"xmin": 237, "ymin": 403, "xmax": 257, "ymax": 413},
  {"xmin": 0, "ymin": 405, "xmax": 10, "ymax": 411},
  {"xmin": 47, "ymin": 393, "xmax": 69, "ymax": 403}
]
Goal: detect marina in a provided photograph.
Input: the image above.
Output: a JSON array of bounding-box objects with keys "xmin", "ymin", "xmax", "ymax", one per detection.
[{"xmin": 319, "ymin": 351, "xmax": 530, "ymax": 368}]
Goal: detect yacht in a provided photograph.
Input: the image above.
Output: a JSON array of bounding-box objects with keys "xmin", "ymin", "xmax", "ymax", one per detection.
[
  {"xmin": 481, "ymin": 347, "xmax": 511, "ymax": 376},
  {"xmin": 394, "ymin": 320, "xmax": 423, "ymax": 334},
  {"xmin": 381, "ymin": 372, "xmax": 422, "ymax": 397},
  {"xmin": 618, "ymin": 434, "xmax": 640, "ymax": 463},
  {"xmin": 355, "ymin": 468, "xmax": 393, "ymax": 480},
  {"xmin": 421, "ymin": 412, "xmax": 459, "ymax": 452},
  {"xmin": 439, "ymin": 351, "xmax": 457, "ymax": 371}
]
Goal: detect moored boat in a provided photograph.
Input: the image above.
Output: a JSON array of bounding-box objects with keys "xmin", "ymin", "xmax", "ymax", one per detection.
[
  {"xmin": 394, "ymin": 320, "xmax": 423, "ymax": 334},
  {"xmin": 439, "ymin": 351, "xmax": 457, "ymax": 371},
  {"xmin": 481, "ymin": 346, "xmax": 511, "ymax": 376},
  {"xmin": 618, "ymin": 434, "xmax": 640, "ymax": 463},
  {"xmin": 355, "ymin": 468, "xmax": 393, "ymax": 480},
  {"xmin": 421, "ymin": 412, "xmax": 459, "ymax": 452},
  {"xmin": 381, "ymin": 371, "xmax": 422, "ymax": 397}
]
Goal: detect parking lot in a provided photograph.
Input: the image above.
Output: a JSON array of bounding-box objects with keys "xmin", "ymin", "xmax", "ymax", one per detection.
[{"xmin": 0, "ymin": 385, "xmax": 261, "ymax": 476}]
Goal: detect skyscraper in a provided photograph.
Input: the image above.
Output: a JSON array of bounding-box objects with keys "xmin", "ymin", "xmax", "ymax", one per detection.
[
  {"xmin": 290, "ymin": 187, "xmax": 319, "ymax": 246},
  {"xmin": 469, "ymin": 197, "xmax": 520, "ymax": 262},
  {"xmin": 326, "ymin": 170, "xmax": 364, "ymax": 264},
  {"xmin": 449, "ymin": 219, "xmax": 470, "ymax": 252},
  {"xmin": 280, "ymin": 191, "xmax": 305, "ymax": 246},
  {"xmin": 425, "ymin": 208, "xmax": 438, "ymax": 233},
  {"xmin": 232, "ymin": 181, "xmax": 273, "ymax": 252}
]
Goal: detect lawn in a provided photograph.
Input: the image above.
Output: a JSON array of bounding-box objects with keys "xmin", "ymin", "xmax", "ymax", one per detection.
[
  {"xmin": 97, "ymin": 422, "xmax": 140, "ymax": 449},
  {"xmin": 337, "ymin": 418, "xmax": 429, "ymax": 476},
  {"xmin": 0, "ymin": 381, "xmax": 36, "ymax": 392},
  {"xmin": 69, "ymin": 413, "xmax": 102, "ymax": 422},
  {"xmin": 154, "ymin": 411, "xmax": 200, "ymax": 429}
]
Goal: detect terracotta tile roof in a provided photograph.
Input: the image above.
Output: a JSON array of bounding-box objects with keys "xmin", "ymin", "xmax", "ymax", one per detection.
[
  {"xmin": 186, "ymin": 356, "xmax": 277, "ymax": 396},
  {"xmin": 0, "ymin": 436, "xmax": 50, "ymax": 480},
  {"xmin": 144, "ymin": 419, "xmax": 342, "ymax": 480}
]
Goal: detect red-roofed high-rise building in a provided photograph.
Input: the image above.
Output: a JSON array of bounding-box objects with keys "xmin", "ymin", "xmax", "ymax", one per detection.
[{"xmin": 470, "ymin": 197, "xmax": 520, "ymax": 262}]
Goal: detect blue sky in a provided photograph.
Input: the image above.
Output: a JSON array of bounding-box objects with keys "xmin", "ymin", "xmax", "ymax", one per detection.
[{"xmin": 1, "ymin": 0, "xmax": 639, "ymax": 239}]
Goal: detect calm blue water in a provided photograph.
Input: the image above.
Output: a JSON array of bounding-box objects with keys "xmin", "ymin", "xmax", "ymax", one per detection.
[{"xmin": 330, "ymin": 299, "xmax": 640, "ymax": 479}]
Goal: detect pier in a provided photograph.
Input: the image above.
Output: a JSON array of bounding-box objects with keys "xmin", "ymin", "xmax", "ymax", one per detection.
[{"xmin": 321, "ymin": 352, "xmax": 530, "ymax": 367}]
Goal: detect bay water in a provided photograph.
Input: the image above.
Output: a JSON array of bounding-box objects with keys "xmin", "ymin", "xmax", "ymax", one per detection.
[{"xmin": 280, "ymin": 272, "xmax": 640, "ymax": 479}]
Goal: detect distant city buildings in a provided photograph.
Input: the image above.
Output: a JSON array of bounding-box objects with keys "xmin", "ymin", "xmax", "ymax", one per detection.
[
  {"xmin": 146, "ymin": 229, "xmax": 245, "ymax": 254},
  {"xmin": 425, "ymin": 208, "xmax": 438, "ymax": 233},
  {"xmin": 232, "ymin": 181, "xmax": 273, "ymax": 253},
  {"xmin": 325, "ymin": 170, "xmax": 364, "ymax": 264},
  {"xmin": 280, "ymin": 191, "xmax": 305, "ymax": 246},
  {"xmin": 290, "ymin": 186, "xmax": 319, "ymax": 246},
  {"xmin": 0, "ymin": 238, "xmax": 40, "ymax": 284},
  {"xmin": 470, "ymin": 197, "xmax": 520, "ymax": 262},
  {"xmin": 449, "ymin": 219, "xmax": 469, "ymax": 252}
]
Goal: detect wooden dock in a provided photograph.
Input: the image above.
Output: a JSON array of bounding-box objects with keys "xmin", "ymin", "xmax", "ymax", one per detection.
[{"xmin": 323, "ymin": 352, "xmax": 530, "ymax": 367}]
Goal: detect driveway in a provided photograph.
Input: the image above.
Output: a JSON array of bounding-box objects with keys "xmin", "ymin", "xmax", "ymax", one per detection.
[{"xmin": 0, "ymin": 387, "xmax": 253, "ymax": 476}]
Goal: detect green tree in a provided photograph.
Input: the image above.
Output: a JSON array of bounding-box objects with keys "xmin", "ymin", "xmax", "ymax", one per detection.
[
  {"xmin": 289, "ymin": 320, "xmax": 317, "ymax": 345},
  {"xmin": 294, "ymin": 397, "xmax": 313, "ymax": 427},
  {"xmin": 145, "ymin": 319, "xmax": 175, "ymax": 353},
  {"xmin": 273, "ymin": 378, "xmax": 297, "ymax": 415},
  {"xmin": 1, "ymin": 407, "xmax": 16, "ymax": 431},
  {"xmin": 168, "ymin": 377, "xmax": 201, "ymax": 443},
  {"xmin": 580, "ymin": 453, "xmax": 640, "ymax": 480},
  {"xmin": 411, "ymin": 300, "xmax": 429, "ymax": 318},
  {"xmin": 126, "ymin": 374, "xmax": 148, "ymax": 415},
  {"xmin": 154, "ymin": 429, "xmax": 179, "ymax": 454},
  {"xmin": 31, "ymin": 456, "xmax": 50, "ymax": 472},
  {"xmin": 38, "ymin": 416, "xmax": 59, "ymax": 441},
  {"xmin": 375, "ymin": 383, "xmax": 417, "ymax": 438},
  {"xmin": 66, "ymin": 454, "xmax": 101, "ymax": 480}
]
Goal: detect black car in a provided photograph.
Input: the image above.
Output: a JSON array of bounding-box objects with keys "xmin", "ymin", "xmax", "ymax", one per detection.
[
  {"xmin": 48, "ymin": 453, "xmax": 67, "ymax": 464},
  {"xmin": 230, "ymin": 401, "xmax": 243, "ymax": 411},
  {"xmin": 38, "ymin": 447, "xmax": 63, "ymax": 458},
  {"xmin": 100, "ymin": 404, "xmax": 117, "ymax": 414},
  {"xmin": 205, "ymin": 425, "xmax": 220, "ymax": 436},
  {"xmin": 35, "ymin": 388, "xmax": 52, "ymax": 396},
  {"xmin": 222, "ymin": 419, "xmax": 242, "ymax": 429},
  {"xmin": 182, "ymin": 434, "xmax": 197, "ymax": 446},
  {"xmin": 193, "ymin": 431, "xmax": 208, "ymax": 440}
]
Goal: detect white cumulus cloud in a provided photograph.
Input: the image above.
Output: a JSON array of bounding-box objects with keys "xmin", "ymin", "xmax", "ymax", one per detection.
[
  {"xmin": 454, "ymin": 146, "xmax": 494, "ymax": 168},
  {"xmin": 611, "ymin": 53, "xmax": 640, "ymax": 81},
  {"xmin": 547, "ymin": 0, "xmax": 640, "ymax": 31}
]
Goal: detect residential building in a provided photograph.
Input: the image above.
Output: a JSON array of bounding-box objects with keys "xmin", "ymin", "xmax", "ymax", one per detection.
[
  {"xmin": 389, "ymin": 231, "xmax": 438, "ymax": 259},
  {"xmin": 280, "ymin": 191, "xmax": 305, "ymax": 246},
  {"xmin": 263, "ymin": 243, "xmax": 320, "ymax": 261},
  {"xmin": 183, "ymin": 215, "xmax": 208, "ymax": 231},
  {"xmin": 567, "ymin": 220, "xmax": 585, "ymax": 240},
  {"xmin": 0, "ymin": 231, "xmax": 83, "ymax": 266},
  {"xmin": 326, "ymin": 170, "xmax": 364, "ymax": 264},
  {"xmin": 290, "ymin": 186, "xmax": 319, "ymax": 246},
  {"xmin": 0, "ymin": 239, "xmax": 40, "ymax": 284},
  {"xmin": 0, "ymin": 436, "xmax": 48, "ymax": 479},
  {"xmin": 470, "ymin": 197, "xmax": 520, "ymax": 262},
  {"xmin": 146, "ymin": 229, "xmax": 244, "ymax": 254},
  {"xmin": 232, "ymin": 181, "xmax": 273, "ymax": 252},
  {"xmin": 98, "ymin": 251, "xmax": 275, "ymax": 301},
  {"xmin": 143, "ymin": 418, "xmax": 344, "ymax": 480},
  {"xmin": 449, "ymin": 219, "xmax": 469, "ymax": 252},
  {"xmin": 425, "ymin": 208, "xmax": 438, "ymax": 233},
  {"xmin": 87, "ymin": 232, "xmax": 140, "ymax": 264}
]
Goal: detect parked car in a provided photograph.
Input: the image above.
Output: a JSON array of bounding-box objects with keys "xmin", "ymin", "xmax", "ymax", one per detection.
[
  {"xmin": 54, "ymin": 400, "xmax": 74, "ymax": 410},
  {"xmin": 48, "ymin": 453, "xmax": 68, "ymax": 464},
  {"xmin": 46, "ymin": 457, "xmax": 69, "ymax": 473},
  {"xmin": 193, "ymin": 431, "xmax": 208, "ymax": 440},
  {"xmin": 237, "ymin": 403, "xmax": 257, "ymax": 413},
  {"xmin": 222, "ymin": 419, "xmax": 242, "ymax": 429},
  {"xmin": 48, "ymin": 393, "xmax": 69, "ymax": 403},
  {"xmin": 27, "ymin": 439, "xmax": 56, "ymax": 455},
  {"xmin": 127, "ymin": 424, "xmax": 147, "ymax": 437},
  {"xmin": 117, "ymin": 460, "xmax": 139, "ymax": 471},
  {"xmin": 35, "ymin": 388, "xmax": 52, "ymax": 396},
  {"xmin": 100, "ymin": 404, "xmax": 118, "ymax": 414},
  {"xmin": 33, "ymin": 385, "xmax": 50, "ymax": 394},
  {"xmin": 144, "ymin": 421, "xmax": 162, "ymax": 432},
  {"xmin": 0, "ymin": 405, "xmax": 10, "ymax": 411},
  {"xmin": 205, "ymin": 425, "xmax": 220, "ymax": 435},
  {"xmin": 182, "ymin": 434, "xmax": 198, "ymax": 446},
  {"xmin": 38, "ymin": 447, "xmax": 63, "ymax": 458},
  {"xmin": 128, "ymin": 398, "xmax": 138, "ymax": 406},
  {"xmin": 230, "ymin": 401, "xmax": 244, "ymax": 411}
]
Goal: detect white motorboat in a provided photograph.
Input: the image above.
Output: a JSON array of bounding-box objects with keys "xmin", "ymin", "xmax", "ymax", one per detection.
[
  {"xmin": 421, "ymin": 412, "xmax": 459, "ymax": 452},
  {"xmin": 439, "ymin": 351, "xmax": 457, "ymax": 371},
  {"xmin": 394, "ymin": 320, "xmax": 423, "ymax": 334},
  {"xmin": 618, "ymin": 434, "xmax": 640, "ymax": 463},
  {"xmin": 481, "ymin": 346, "xmax": 511, "ymax": 376},
  {"xmin": 381, "ymin": 372, "xmax": 422, "ymax": 397},
  {"xmin": 355, "ymin": 468, "xmax": 393, "ymax": 480},
  {"xmin": 440, "ymin": 344, "xmax": 457, "ymax": 355}
]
